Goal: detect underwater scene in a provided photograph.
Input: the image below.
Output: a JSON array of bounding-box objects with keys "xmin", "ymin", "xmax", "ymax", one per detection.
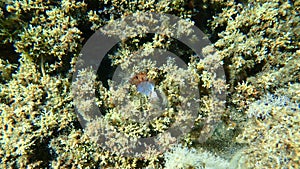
[{"xmin": 0, "ymin": 0, "xmax": 299, "ymax": 168}]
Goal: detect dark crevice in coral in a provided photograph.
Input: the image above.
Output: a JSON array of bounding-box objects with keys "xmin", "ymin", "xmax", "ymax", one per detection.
[
  {"xmin": 76, "ymin": 1, "xmax": 100, "ymax": 44},
  {"xmin": 169, "ymin": 37, "xmax": 196, "ymax": 64},
  {"xmin": 72, "ymin": 118, "xmax": 84, "ymax": 131},
  {"xmin": 193, "ymin": 9, "xmax": 214, "ymax": 31},
  {"xmin": 222, "ymin": 57, "xmax": 233, "ymax": 86},
  {"xmin": 52, "ymin": 53, "xmax": 75, "ymax": 77},
  {"xmin": 96, "ymin": 44, "xmax": 118, "ymax": 88},
  {"xmin": 85, "ymin": 0, "xmax": 104, "ymax": 11},
  {"xmin": 209, "ymin": 24, "xmax": 227, "ymax": 43},
  {"xmin": 245, "ymin": 60, "xmax": 266, "ymax": 78},
  {"xmin": 0, "ymin": 43, "xmax": 19, "ymax": 64},
  {"xmin": 191, "ymin": 1, "xmax": 224, "ymax": 42},
  {"xmin": 79, "ymin": 25, "xmax": 95, "ymax": 45},
  {"xmin": 239, "ymin": 25, "xmax": 252, "ymax": 35},
  {"xmin": 29, "ymin": 137, "xmax": 54, "ymax": 168}
]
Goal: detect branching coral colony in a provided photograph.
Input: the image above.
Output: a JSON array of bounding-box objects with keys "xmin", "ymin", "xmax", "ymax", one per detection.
[{"xmin": 0, "ymin": 0, "xmax": 299, "ymax": 169}]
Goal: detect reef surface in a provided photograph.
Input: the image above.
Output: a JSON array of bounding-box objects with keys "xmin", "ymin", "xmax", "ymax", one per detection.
[{"xmin": 0, "ymin": 0, "xmax": 299, "ymax": 168}]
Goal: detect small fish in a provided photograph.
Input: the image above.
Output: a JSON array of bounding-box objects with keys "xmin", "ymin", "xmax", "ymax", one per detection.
[
  {"xmin": 130, "ymin": 72, "xmax": 168, "ymax": 109},
  {"xmin": 130, "ymin": 72, "xmax": 149, "ymax": 86},
  {"xmin": 130, "ymin": 72, "xmax": 158, "ymax": 99},
  {"xmin": 130, "ymin": 72, "xmax": 154, "ymax": 95}
]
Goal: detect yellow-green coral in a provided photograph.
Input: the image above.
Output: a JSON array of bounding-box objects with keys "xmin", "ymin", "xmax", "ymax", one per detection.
[
  {"xmin": 0, "ymin": 0, "xmax": 299, "ymax": 168},
  {"xmin": 210, "ymin": 0, "xmax": 300, "ymax": 168},
  {"xmin": 237, "ymin": 93, "xmax": 300, "ymax": 168},
  {"xmin": 0, "ymin": 58, "xmax": 76, "ymax": 168}
]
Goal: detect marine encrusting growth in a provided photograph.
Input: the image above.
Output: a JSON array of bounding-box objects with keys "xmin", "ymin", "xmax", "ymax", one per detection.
[{"xmin": 0, "ymin": 0, "xmax": 299, "ymax": 168}]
